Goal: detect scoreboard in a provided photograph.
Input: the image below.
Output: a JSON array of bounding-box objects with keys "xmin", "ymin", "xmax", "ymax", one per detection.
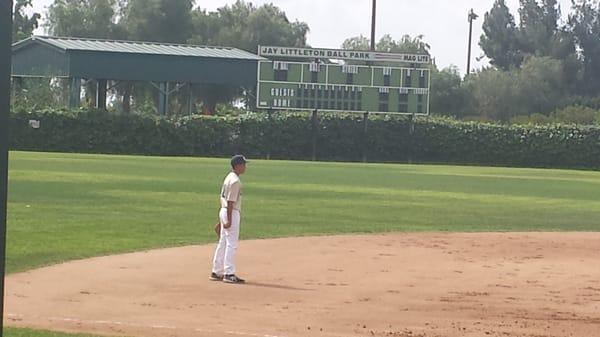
[{"xmin": 256, "ymin": 46, "xmax": 432, "ymax": 115}]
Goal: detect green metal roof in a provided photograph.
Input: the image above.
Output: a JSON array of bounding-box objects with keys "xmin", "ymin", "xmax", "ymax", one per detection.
[
  {"xmin": 11, "ymin": 36, "xmax": 262, "ymax": 86},
  {"xmin": 13, "ymin": 35, "xmax": 263, "ymax": 61}
]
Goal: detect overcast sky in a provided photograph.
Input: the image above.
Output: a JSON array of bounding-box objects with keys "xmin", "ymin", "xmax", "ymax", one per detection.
[{"xmin": 27, "ymin": 0, "xmax": 573, "ymax": 75}]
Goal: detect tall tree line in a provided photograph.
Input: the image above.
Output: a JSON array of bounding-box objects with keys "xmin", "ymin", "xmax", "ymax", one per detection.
[
  {"xmin": 471, "ymin": 0, "xmax": 600, "ymax": 122},
  {"xmin": 339, "ymin": 0, "xmax": 600, "ymax": 122}
]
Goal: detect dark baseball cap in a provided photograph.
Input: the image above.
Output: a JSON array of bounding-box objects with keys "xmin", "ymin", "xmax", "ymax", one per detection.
[{"xmin": 231, "ymin": 155, "xmax": 248, "ymax": 167}]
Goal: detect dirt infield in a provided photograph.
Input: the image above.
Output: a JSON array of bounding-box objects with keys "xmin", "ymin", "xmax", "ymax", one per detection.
[{"xmin": 4, "ymin": 233, "xmax": 600, "ymax": 337}]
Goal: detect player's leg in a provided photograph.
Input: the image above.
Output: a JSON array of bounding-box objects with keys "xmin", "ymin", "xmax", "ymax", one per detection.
[
  {"xmin": 223, "ymin": 210, "xmax": 244, "ymax": 283},
  {"xmin": 210, "ymin": 208, "xmax": 227, "ymax": 280}
]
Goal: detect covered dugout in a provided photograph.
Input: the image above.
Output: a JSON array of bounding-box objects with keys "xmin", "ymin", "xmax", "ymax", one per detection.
[{"xmin": 11, "ymin": 36, "xmax": 263, "ymax": 114}]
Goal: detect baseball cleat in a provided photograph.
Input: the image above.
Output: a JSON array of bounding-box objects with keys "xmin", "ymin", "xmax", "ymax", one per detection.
[
  {"xmin": 223, "ymin": 274, "xmax": 245, "ymax": 284},
  {"xmin": 209, "ymin": 272, "xmax": 224, "ymax": 281}
]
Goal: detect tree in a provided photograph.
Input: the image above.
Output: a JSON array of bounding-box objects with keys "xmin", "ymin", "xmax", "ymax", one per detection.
[
  {"xmin": 193, "ymin": 84, "xmax": 241, "ymax": 116},
  {"xmin": 11, "ymin": 78, "xmax": 67, "ymax": 112},
  {"xmin": 12, "ymin": 0, "xmax": 41, "ymax": 42},
  {"xmin": 342, "ymin": 34, "xmax": 430, "ymax": 54},
  {"xmin": 244, "ymin": 4, "xmax": 309, "ymax": 50},
  {"xmin": 120, "ymin": 0, "xmax": 193, "ymax": 43},
  {"xmin": 480, "ymin": 0, "xmax": 576, "ymax": 70},
  {"xmin": 376, "ymin": 34, "xmax": 430, "ymax": 53},
  {"xmin": 480, "ymin": 0, "xmax": 522, "ymax": 70},
  {"xmin": 464, "ymin": 68, "xmax": 518, "ymax": 121},
  {"xmin": 189, "ymin": 1, "xmax": 309, "ymax": 52},
  {"xmin": 341, "ymin": 35, "xmax": 370, "ymax": 50},
  {"xmin": 46, "ymin": 0, "xmax": 125, "ymax": 39},
  {"xmin": 569, "ymin": 0, "xmax": 600, "ymax": 95},
  {"xmin": 516, "ymin": 56, "xmax": 566, "ymax": 115},
  {"xmin": 517, "ymin": 0, "xmax": 575, "ymax": 59},
  {"xmin": 429, "ymin": 66, "xmax": 467, "ymax": 117},
  {"xmin": 464, "ymin": 56, "xmax": 567, "ymax": 120}
]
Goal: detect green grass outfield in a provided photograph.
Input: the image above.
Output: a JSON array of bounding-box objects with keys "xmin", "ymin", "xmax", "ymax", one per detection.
[
  {"xmin": 5, "ymin": 151, "xmax": 600, "ymax": 337},
  {"xmin": 7, "ymin": 151, "xmax": 600, "ymax": 274}
]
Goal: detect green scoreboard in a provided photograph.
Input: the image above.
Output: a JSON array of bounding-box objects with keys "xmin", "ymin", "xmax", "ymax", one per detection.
[{"xmin": 257, "ymin": 46, "xmax": 432, "ymax": 115}]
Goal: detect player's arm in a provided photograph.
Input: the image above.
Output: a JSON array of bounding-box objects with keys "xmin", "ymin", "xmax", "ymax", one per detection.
[
  {"xmin": 223, "ymin": 182, "xmax": 240, "ymax": 229},
  {"xmin": 224, "ymin": 201, "xmax": 235, "ymax": 229}
]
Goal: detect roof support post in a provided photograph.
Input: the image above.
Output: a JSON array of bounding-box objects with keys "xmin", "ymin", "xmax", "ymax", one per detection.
[
  {"xmin": 95, "ymin": 79, "xmax": 107, "ymax": 110},
  {"xmin": 187, "ymin": 83, "xmax": 193, "ymax": 116},
  {"xmin": 69, "ymin": 77, "xmax": 81, "ymax": 109},
  {"xmin": 158, "ymin": 82, "xmax": 168, "ymax": 116}
]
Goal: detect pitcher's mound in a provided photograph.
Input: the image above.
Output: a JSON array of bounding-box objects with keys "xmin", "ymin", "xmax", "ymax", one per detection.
[{"xmin": 5, "ymin": 233, "xmax": 600, "ymax": 337}]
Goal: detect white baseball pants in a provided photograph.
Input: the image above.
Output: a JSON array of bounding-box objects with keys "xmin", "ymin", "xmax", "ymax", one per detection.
[{"xmin": 212, "ymin": 208, "xmax": 240, "ymax": 276}]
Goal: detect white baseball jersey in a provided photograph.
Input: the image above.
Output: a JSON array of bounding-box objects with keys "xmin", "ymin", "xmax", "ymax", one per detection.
[{"xmin": 220, "ymin": 172, "xmax": 242, "ymax": 211}]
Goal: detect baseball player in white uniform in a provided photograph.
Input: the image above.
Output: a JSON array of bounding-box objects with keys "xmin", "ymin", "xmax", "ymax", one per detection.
[{"xmin": 210, "ymin": 155, "xmax": 247, "ymax": 284}]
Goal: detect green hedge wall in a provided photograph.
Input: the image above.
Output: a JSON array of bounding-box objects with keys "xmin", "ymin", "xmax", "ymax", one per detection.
[{"xmin": 8, "ymin": 109, "xmax": 600, "ymax": 169}]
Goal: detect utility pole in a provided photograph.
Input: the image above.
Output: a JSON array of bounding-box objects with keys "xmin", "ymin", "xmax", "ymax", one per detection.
[
  {"xmin": 371, "ymin": 0, "xmax": 377, "ymax": 51},
  {"xmin": 466, "ymin": 8, "xmax": 478, "ymax": 76},
  {"xmin": 364, "ymin": 0, "xmax": 377, "ymax": 163},
  {"xmin": 0, "ymin": 1, "xmax": 13, "ymax": 336}
]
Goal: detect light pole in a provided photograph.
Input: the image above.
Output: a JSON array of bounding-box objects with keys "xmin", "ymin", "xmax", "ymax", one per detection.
[
  {"xmin": 467, "ymin": 8, "xmax": 478, "ymax": 76},
  {"xmin": 0, "ymin": 1, "xmax": 13, "ymax": 336},
  {"xmin": 371, "ymin": 0, "xmax": 376, "ymax": 51}
]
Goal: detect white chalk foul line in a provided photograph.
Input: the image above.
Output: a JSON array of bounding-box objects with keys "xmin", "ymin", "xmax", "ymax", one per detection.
[
  {"xmin": 7, "ymin": 313, "xmax": 288, "ymax": 337},
  {"xmin": 225, "ymin": 331, "xmax": 285, "ymax": 337}
]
